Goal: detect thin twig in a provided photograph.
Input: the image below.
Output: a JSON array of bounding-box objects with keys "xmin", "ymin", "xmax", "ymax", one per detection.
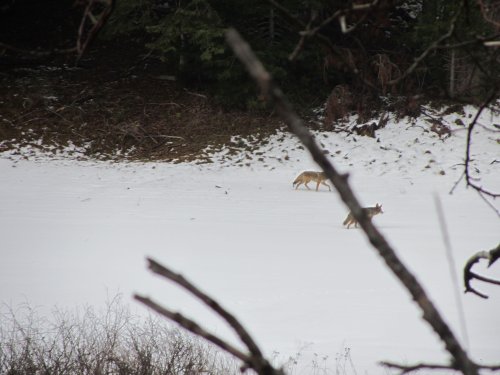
[
  {"xmin": 380, "ymin": 361, "xmax": 458, "ymax": 374},
  {"xmin": 381, "ymin": 361, "xmax": 500, "ymax": 374},
  {"xmin": 449, "ymin": 171, "xmax": 465, "ymax": 195},
  {"xmin": 434, "ymin": 194, "xmax": 469, "ymax": 348},
  {"xmin": 464, "ymin": 91, "xmax": 500, "ymax": 201},
  {"xmin": 387, "ymin": 0, "xmax": 465, "ymax": 85},
  {"xmin": 289, "ymin": 15, "xmax": 314, "ymax": 61},
  {"xmin": 268, "ymin": 0, "xmax": 378, "ymax": 91}
]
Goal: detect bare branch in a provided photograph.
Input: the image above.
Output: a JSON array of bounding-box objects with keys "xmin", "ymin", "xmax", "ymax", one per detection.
[
  {"xmin": 0, "ymin": 0, "xmax": 115, "ymax": 63},
  {"xmin": 225, "ymin": 27, "xmax": 479, "ymax": 375},
  {"xmin": 449, "ymin": 171, "xmax": 465, "ymax": 195},
  {"xmin": 268, "ymin": 0, "xmax": 378, "ymax": 90},
  {"xmin": 75, "ymin": 0, "xmax": 116, "ymax": 62},
  {"xmin": 464, "ymin": 243, "xmax": 500, "ymax": 298},
  {"xmin": 289, "ymin": 13, "xmax": 314, "ymax": 61},
  {"xmin": 144, "ymin": 257, "xmax": 263, "ymax": 358},
  {"xmin": 380, "ymin": 361, "xmax": 458, "ymax": 374},
  {"xmin": 381, "ymin": 361, "xmax": 500, "ymax": 374},
  {"xmin": 435, "ymin": 33, "xmax": 500, "ymax": 49},
  {"xmin": 135, "ymin": 264, "xmax": 285, "ymax": 375},
  {"xmin": 273, "ymin": 0, "xmax": 379, "ymax": 39},
  {"xmin": 133, "ymin": 294, "xmax": 251, "ymax": 364},
  {"xmin": 387, "ymin": 0, "xmax": 465, "ymax": 85},
  {"xmin": 464, "ymin": 91, "xmax": 500, "ymax": 205}
]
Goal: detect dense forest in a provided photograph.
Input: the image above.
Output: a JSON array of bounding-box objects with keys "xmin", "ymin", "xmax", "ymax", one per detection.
[
  {"xmin": 103, "ymin": 0, "xmax": 499, "ymax": 109},
  {"xmin": 0, "ymin": 0, "xmax": 499, "ymax": 159}
]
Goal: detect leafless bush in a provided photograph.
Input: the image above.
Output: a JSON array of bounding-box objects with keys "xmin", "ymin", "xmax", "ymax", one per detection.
[{"xmin": 0, "ymin": 296, "xmax": 239, "ymax": 375}]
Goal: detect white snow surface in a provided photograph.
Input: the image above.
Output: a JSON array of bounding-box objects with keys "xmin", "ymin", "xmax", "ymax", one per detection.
[{"xmin": 1, "ymin": 107, "xmax": 499, "ymax": 374}]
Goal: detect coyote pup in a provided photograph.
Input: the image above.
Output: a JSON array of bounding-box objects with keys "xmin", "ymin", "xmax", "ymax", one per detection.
[
  {"xmin": 293, "ymin": 171, "xmax": 331, "ymax": 191},
  {"xmin": 343, "ymin": 203, "xmax": 383, "ymax": 229}
]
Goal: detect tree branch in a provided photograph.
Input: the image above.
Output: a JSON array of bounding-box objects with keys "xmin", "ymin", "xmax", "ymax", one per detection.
[
  {"xmin": 464, "ymin": 243, "xmax": 500, "ymax": 298},
  {"xmin": 268, "ymin": 0, "xmax": 378, "ymax": 90},
  {"xmin": 0, "ymin": 0, "xmax": 115, "ymax": 63},
  {"xmin": 75, "ymin": 0, "xmax": 116, "ymax": 62},
  {"xmin": 387, "ymin": 0, "xmax": 465, "ymax": 85},
  {"xmin": 133, "ymin": 294, "xmax": 250, "ymax": 364},
  {"xmin": 225, "ymin": 27, "xmax": 479, "ymax": 375},
  {"xmin": 135, "ymin": 264, "xmax": 284, "ymax": 375},
  {"xmin": 144, "ymin": 257, "xmax": 263, "ymax": 358},
  {"xmin": 381, "ymin": 361, "xmax": 500, "ymax": 374},
  {"xmin": 464, "ymin": 91, "xmax": 500, "ymax": 204}
]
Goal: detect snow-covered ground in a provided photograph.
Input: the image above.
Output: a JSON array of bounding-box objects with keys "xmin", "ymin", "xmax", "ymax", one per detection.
[{"xmin": 1, "ymin": 107, "xmax": 499, "ymax": 374}]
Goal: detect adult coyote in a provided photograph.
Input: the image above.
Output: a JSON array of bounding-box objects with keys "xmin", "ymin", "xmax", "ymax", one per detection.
[
  {"xmin": 343, "ymin": 203, "xmax": 383, "ymax": 228},
  {"xmin": 292, "ymin": 171, "xmax": 331, "ymax": 191}
]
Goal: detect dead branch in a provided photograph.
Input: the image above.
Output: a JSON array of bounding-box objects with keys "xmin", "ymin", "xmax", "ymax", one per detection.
[
  {"xmin": 381, "ymin": 361, "xmax": 500, "ymax": 375},
  {"xmin": 134, "ymin": 259, "xmax": 284, "ymax": 375},
  {"xmin": 463, "ymin": 91, "xmax": 500, "ymax": 211},
  {"xmin": 288, "ymin": 12, "xmax": 315, "ymax": 61},
  {"xmin": 0, "ymin": 0, "xmax": 115, "ymax": 63},
  {"xmin": 225, "ymin": 27, "xmax": 479, "ymax": 375},
  {"xmin": 387, "ymin": 0, "xmax": 465, "ymax": 86},
  {"xmin": 75, "ymin": 0, "xmax": 115, "ymax": 62},
  {"xmin": 143, "ymin": 258, "xmax": 263, "ymax": 358},
  {"xmin": 269, "ymin": 0, "xmax": 378, "ymax": 90},
  {"xmin": 133, "ymin": 294, "xmax": 250, "ymax": 363},
  {"xmin": 464, "ymin": 243, "xmax": 500, "ymax": 299},
  {"xmin": 272, "ymin": 0, "xmax": 379, "ymax": 40}
]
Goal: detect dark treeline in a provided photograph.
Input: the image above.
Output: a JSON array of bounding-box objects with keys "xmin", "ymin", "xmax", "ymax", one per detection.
[
  {"xmin": 103, "ymin": 0, "xmax": 500, "ymax": 112},
  {"xmin": 1, "ymin": 0, "xmax": 499, "ymax": 113}
]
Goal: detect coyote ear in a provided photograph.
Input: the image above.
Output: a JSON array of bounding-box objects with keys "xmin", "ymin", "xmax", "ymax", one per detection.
[{"xmin": 376, "ymin": 203, "xmax": 380, "ymax": 207}]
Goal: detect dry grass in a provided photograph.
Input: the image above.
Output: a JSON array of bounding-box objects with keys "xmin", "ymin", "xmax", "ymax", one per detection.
[
  {"xmin": 0, "ymin": 296, "xmax": 240, "ymax": 375},
  {"xmin": 0, "ymin": 62, "xmax": 282, "ymax": 163}
]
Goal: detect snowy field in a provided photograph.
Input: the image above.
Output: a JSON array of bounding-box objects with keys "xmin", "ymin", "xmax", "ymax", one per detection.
[{"xmin": 1, "ymin": 107, "xmax": 499, "ymax": 374}]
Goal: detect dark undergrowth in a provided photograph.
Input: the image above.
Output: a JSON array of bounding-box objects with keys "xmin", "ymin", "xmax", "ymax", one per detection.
[{"xmin": 0, "ymin": 42, "xmax": 284, "ymax": 163}]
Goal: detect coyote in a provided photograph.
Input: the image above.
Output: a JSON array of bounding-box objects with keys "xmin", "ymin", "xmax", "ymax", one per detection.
[
  {"xmin": 343, "ymin": 203, "xmax": 383, "ymax": 229},
  {"xmin": 293, "ymin": 171, "xmax": 331, "ymax": 191}
]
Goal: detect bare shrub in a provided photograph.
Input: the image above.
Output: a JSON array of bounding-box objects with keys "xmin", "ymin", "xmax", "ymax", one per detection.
[{"xmin": 0, "ymin": 296, "xmax": 239, "ymax": 375}]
